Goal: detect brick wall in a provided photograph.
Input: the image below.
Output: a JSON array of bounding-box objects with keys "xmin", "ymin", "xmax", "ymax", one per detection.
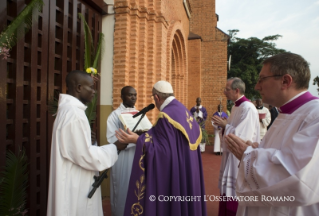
[
  {"xmin": 188, "ymin": 39, "xmax": 201, "ymax": 106},
  {"xmin": 113, "ymin": 0, "xmax": 190, "ymax": 122},
  {"xmin": 189, "ymin": 0, "xmax": 229, "ymax": 142}
]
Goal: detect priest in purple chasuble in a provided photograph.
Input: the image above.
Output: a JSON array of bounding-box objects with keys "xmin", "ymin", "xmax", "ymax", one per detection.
[
  {"xmin": 211, "ymin": 77, "xmax": 260, "ymax": 216},
  {"xmin": 116, "ymin": 81, "xmax": 207, "ymax": 216},
  {"xmin": 225, "ymin": 53, "xmax": 319, "ymax": 216}
]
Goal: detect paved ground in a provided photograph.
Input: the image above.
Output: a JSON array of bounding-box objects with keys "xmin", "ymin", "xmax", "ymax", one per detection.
[{"xmin": 103, "ymin": 145, "xmax": 222, "ymax": 215}]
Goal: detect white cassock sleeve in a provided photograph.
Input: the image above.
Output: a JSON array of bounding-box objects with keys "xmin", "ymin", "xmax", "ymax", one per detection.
[
  {"xmin": 59, "ymin": 116, "xmax": 118, "ymax": 172},
  {"xmin": 261, "ymin": 108, "xmax": 271, "ymax": 128},
  {"xmin": 224, "ymin": 106, "xmax": 260, "ymax": 142},
  {"xmin": 236, "ymin": 116, "xmax": 319, "ymax": 207}
]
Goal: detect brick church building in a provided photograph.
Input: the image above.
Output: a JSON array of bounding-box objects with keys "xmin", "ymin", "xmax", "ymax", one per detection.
[{"xmin": 0, "ymin": 0, "xmax": 228, "ymax": 214}]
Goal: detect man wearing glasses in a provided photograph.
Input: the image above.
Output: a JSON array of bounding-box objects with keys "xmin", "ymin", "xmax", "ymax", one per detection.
[
  {"xmin": 211, "ymin": 77, "xmax": 260, "ymax": 216},
  {"xmin": 225, "ymin": 52, "xmax": 319, "ymax": 215}
]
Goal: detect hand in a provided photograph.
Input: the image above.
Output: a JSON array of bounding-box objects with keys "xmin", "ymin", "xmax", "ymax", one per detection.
[
  {"xmin": 225, "ymin": 134, "xmax": 258, "ymax": 160},
  {"xmin": 211, "ymin": 116, "xmax": 227, "ymax": 129},
  {"xmin": 91, "ymin": 130, "xmax": 97, "ymax": 145},
  {"xmin": 114, "ymin": 140, "xmax": 129, "ymax": 151},
  {"xmin": 115, "ymin": 128, "xmax": 139, "ymax": 144}
]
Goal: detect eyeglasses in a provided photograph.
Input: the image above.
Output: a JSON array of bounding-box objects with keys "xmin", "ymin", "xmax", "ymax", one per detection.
[
  {"xmin": 257, "ymin": 75, "xmax": 282, "ymax": 84},
  {"xmin": 223, "ymin": 88, "xmax": 232, "ymax": 92}
]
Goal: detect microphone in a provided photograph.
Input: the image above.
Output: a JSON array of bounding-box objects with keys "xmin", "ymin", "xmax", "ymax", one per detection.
[{"xmin": 133, "ymin": 104, "xmax": 155, "ymax": 118}]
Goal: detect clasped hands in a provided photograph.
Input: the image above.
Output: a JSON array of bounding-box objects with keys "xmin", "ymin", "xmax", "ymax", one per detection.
[
  {"xmin": 211, "ymin": 116, "xmax": 227, "ymax": 129},
  {"xmin": 224, "ymin": 134, "xmax": 259, "ymax": 160}
]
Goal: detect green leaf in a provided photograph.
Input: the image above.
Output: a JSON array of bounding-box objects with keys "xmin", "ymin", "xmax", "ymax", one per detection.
[
  {"xmin": 0, "ymin": 150, "xmax": 28, "ymax": 215},
  {"xmin": 85, "ymin": 94, "xmax": 98, "ymax": 127},
  {"xmin": 92, "ymin": 33, "xmax": 104, "ymax": 69},
  {"xmin": 0, "ymin": 0, "xmax": 43, "ymax": 49},
  {"xmin": 78, "ymin": 13, "xmax": 93, "ymax": 69}
]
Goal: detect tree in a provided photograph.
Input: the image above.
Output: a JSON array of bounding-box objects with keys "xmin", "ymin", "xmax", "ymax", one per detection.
[
  {"xmin": 227, "ymin": 30, "xmax": 287, "ymax": 100},
  {"xmin": 313, "ymin": 76, "xmax": 319, "ymax": 95}
]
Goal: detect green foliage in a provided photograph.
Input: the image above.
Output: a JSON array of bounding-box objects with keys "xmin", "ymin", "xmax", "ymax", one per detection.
[
  {"xmin": 227, "ymin": 29, "xmax": 287, "ymax": 99},
  {"xmin": 198, "ymin": 121, "xmax": 214, "ymax": 145},
  {"xmin": 313, "ymin": 76, "xmax": 319, "ymax": 95},
  {"xmin": 0, "ymin": 0, "xmax": 43, "ymax": 49},
  {"xmin": 0, "ymin": 150, "xmax": 28, "ymax": 216},
  {"xmin": 78, "ymin": 13, "xmax": 104, "ymax": 70},
  {"xmin": 85, "ymin": 93, "xmax": 98, "ymax": 126}
]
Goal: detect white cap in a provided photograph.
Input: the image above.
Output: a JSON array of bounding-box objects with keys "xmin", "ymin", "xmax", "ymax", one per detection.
[{"xmin": 153, "ymin": 80, "xmax": 174, "ymax": 93}]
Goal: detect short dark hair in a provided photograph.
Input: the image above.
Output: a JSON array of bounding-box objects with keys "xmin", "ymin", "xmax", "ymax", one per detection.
[
  {"xmin": 263, "ymin": 52, "xmax": 310, "ymax": 89},
  {"xmin": 228, "ymin": 77, "xmax": 245, "ymax": 94},
  {"xmin": 66, "ymin": 70, "xmax": 90, "ymax": 89},
  {"xmin": 121, "ymin": 86, "xmax": 134, "ymax": 96}
]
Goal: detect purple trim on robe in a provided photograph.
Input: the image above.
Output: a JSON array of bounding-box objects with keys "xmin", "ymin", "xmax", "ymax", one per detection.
[
  {"xmin": 234, "ymin": 96, "xmax": 250, "ymax": 107},
  {"xmin": 218, "ymin": 194, "xmax": 238, "ymax": 216},
  {"xmin": 190, "ymin": 106, "xmax": 208, "ymax": 129},
  {"xmin": 279, "ymin": 91, "xmax": 319, "ymax": 114},
  {"xmin": 124, "ymin": 99, "xmax": 207, "ymax": 216}
]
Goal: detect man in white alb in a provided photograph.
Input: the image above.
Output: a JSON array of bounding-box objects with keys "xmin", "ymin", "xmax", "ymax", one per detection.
[
  {"xmin": 211, "ymin": 77, "xmax": 260, "ymax": 216},
  {"xmin": 226, "ymin": 52, "xmax": 319, "ymax": 216},
  {"xmin": 47, "ymin": 70, "xmax": 119, "ymax": 216},
  {"xmin": 255, "ymin": 98, "xmax": 271, "ymax": 140},
  {"xmin": 107, "ymin": 86, "xmax": 139, "ymax": 216},
  {"xmin": 212, "ymin": 104, "xmax": 228, "ymax": 155}
]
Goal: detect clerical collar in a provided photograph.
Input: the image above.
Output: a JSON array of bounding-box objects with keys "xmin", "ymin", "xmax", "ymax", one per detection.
[
  {"xmin": 256, "ymin": 106, "xmax": 263, "ymax": 110},
  {"xmin": 234, "ymin": 95, "xmax": 249, "ymax": 107},
  {"xmin": 160, "ymin": 96, "xmax": 175, "ymax": 111},
  {"xmin": 279, "ymin": 91, "xmax": 318, "ymax": 114}
]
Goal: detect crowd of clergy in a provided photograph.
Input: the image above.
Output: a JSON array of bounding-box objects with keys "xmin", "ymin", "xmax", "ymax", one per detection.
[{"xmin": 46, "ymin": 52, "xmax": 319, "ymax": 216}]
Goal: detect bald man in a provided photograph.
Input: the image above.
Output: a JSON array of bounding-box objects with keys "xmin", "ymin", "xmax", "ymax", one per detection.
[{"xmin": 47, "ymin": 70, "xmax": 120, "ymax": 216}]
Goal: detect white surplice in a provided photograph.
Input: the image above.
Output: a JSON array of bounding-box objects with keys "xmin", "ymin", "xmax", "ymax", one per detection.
[
  {"xmin": 47, "ymin": 94, "xmax": 118, "ymax": 216},
  {"xmin": 107, "ymin": 103, "xmax": 138, "ymax": 216},
  {"xmin": 212, "ymin": 112, "xmax": 224, "ymax": 153},
  {"xmin": 219, "ymin": 100, "xmax": 260, "ymax": 196},
  {"xmin": 236, "ymin": 99, "xmax": 319, "ymax": 216},
  {"xmin": 257, "ymin": 106, "xmax": 271, "ymax": 140}
]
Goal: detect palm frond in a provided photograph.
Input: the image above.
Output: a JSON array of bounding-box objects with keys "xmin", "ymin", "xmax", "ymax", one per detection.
[
  {"xmin": 85, "ymin": 94, "xmax": 98, "ymax": 126},
  {"xmin": 0, "ymin": 150, "xmax": 28, "ymax": 216},
  {"xmin": 78, "ymin": 13, "xmax": 93, "ymax": 69},
  {"xmin": 0, "ymin": 0, "xmax": 43, "ymax": 49},
  {"xmin": 92, "ymin": 33, "xmax": 104, "ymax": 69}
]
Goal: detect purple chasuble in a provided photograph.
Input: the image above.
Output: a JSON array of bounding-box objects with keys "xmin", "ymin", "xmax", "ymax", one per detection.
[
  {"xmin": 124, "ymin": 99, "xmax": 207, "ymax": 216},
  {"xmin": 279, "ymin": 91, "xmax": 319, "ymax": 114},
  {"xmin": 234, "ymin": 96, "xmax": 250, "ymax": 107}
]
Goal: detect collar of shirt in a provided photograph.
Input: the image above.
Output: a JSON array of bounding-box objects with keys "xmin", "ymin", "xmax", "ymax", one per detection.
[
  {"xmin": 160, "ymin": 96, "xmax": 175, "ymax": 111},
  {"xmin": 234, "ymin": 95, "xmax": 249, "ymax": 107},
  {"xmin": 279, "ymin": 91, "xmax": 318, "ymax": 114},
  {"xmin": 59, "ymin": 94, "xmax": 87, "ymax": 111},
  {"xmin": 256, "ymin": 106, "xmax": 263, "ymax": 110},
  {"xmin": 195, "ymin": 105, "xmax": 202, "ymax": 109}
]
